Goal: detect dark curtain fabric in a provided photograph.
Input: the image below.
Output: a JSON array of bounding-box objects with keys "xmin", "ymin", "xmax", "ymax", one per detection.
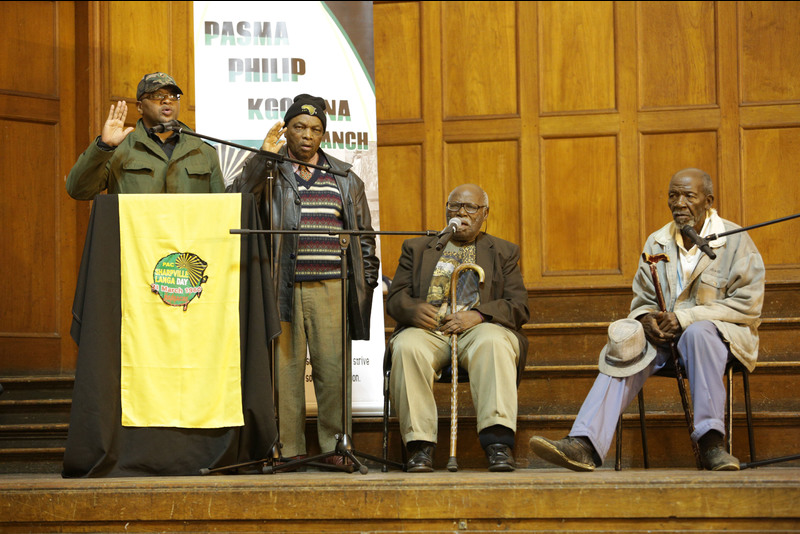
[{"xmin": 62, "ymin": 194, "xmax": 281, "ymax": 477}]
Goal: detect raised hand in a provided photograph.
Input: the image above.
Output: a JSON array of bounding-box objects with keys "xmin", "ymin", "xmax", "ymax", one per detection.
[
  {"xmin": 100, "ymin": 101, "xmax": 135, "ymax": 147},
  {"xmin": 260, "ymin": 120, "xmax": 286, "ymax": 153}
]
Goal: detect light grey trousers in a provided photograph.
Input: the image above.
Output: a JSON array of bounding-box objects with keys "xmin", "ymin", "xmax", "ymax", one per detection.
[{"xmin": 570, "ymin": 320, "xmax": 733, "ymax": 465}]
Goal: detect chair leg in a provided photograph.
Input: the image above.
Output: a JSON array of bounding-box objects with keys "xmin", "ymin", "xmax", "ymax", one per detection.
[
  {"xmin": 726, "ymin": 366, "xmax": 733, "ymax": 454},
  {"xmin": 616, "ymin": 389, "xmax": 649, "ymax": 470},
  {"xmin": 615, "ymin": 416, "xmax": 622, "ymax": 471},
  {"xmin": 638, "ymin": 390, "xmax": 649, "ymax": 469},
  {"xmin": 742, "ymin": 370, "xmax": 756, "ymax": 462},
  {"xmin": 382, "ymin": 370, "xmax": 390, "ymax": 472}
]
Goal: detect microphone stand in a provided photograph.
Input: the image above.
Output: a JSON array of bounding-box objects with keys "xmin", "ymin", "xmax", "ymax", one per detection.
[
  {"xmin": 204, "ymin": 227, "xmax": 438, "ymax": 475},
  {"xmin": 694, "ymin": 212, "xmax": 800, "ymax": 251},
  {"xmin": 265, "ymin": 165, "xmax": 282, "ymax": 467},
  {"xmin": 161, "ymin": 120, "xmax": 350, "ymax": 469},
  {"xmin": 173, "ymin": 121, "xmax": 335, "ymax": 474},
  {"xmin": 168, "ymin": 122, "xmax": 440, "ymax": 474},
  {"xmin": 148, "ymin": 123, "xmax": 347, "ymax": 176},
  {"xmin": 691, "ymin": 211, "xmax": 800, "ymax": 469}
]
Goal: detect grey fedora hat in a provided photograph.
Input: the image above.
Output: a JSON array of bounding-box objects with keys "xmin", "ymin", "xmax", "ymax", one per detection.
[{"xmin": 598, "ymin": 319, "xmax": 657, "ymax": 377}]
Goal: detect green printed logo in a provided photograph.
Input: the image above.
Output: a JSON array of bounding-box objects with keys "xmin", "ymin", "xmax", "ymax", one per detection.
[{"xmin": 150, "ymin": 252, "xmax": 208, "ymax": 311}]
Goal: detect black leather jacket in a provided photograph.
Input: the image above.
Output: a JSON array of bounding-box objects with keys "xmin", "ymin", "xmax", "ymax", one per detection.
[{"xmin": 228, "ymin": 146, "xmax": 379, "ymax": 339}]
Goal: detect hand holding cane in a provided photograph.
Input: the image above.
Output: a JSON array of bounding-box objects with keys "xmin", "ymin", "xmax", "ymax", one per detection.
[
  {"xmin": 446, "ymin": 263, "xmax": 485, "ymax": 472},
  {"xmin": 642, "ymin": 253, "xmax": 703, "ymax": 469}
]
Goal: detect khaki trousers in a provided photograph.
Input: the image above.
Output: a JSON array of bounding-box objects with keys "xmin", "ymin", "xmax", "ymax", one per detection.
[
  {"xmin": 389, "ymin": 323, "xmax": 520, "ymax": 445},
  {"xmin": 276, "ymin": 279, "xmax": 351, "ymax": 457}
]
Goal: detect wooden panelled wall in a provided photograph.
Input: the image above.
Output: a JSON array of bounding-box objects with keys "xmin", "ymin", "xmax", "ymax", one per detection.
[
  {"xmin": 0, "ymin": 2, "xmax": 80, "ymax": 372},
  {"xmin": 0, "ymin": 1, "xmax": 799, "ymax": 374},
  {"xmin": 374, "ymin": 0, "xmax": 800, "ymax": 285},
  {"xmin": 0, "ymin": 1, "xmax": 198, "ymax": 372}
]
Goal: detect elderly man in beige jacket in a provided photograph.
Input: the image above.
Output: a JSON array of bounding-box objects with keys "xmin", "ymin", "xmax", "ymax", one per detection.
[{"xmin": 530, "ymin": 168, "xmax": 765, "ymax": 471}]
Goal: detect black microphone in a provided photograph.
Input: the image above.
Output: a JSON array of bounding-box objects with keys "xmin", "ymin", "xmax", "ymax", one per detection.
[
  {"xmin": 680, "ymin": 225, "xmax": 716, "ymax": 259},
  {"xmin": 435, "ymin": 218, "xmax": 460, "ymax": 251},
  {"xmin": 148, "ymin": 120, "xmax": 180, "ymax": 134}
]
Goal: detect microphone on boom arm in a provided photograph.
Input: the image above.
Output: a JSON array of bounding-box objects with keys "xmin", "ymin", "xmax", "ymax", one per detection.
[
  {"xmin": 680, "ymin": 225, "xmax": 717, "ymax": 260},
  {"xmin": 148, "ymin": 120, "xmax": 180, "ymax": 134},
  {"xmin": 435, "ymin": 218, "xmax": 461, "ymax": 251}
]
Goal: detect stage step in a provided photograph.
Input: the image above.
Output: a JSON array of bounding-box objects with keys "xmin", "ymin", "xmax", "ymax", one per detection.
[
  {"xmin": 2, "ymin": 468, "xmax": 800, "ymax": 532},
  {"xmin": 3, "ymin": 368, "xmax": 800, "ymax": 471}
]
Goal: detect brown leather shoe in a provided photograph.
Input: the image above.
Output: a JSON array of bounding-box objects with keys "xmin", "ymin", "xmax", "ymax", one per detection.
[
  {"xmin": 406, "ymin": 441, "xmax": 435, "ymax": 472},
  {"xmin": 529, "ymin": 435, "xmax": 597, "ymax": 472},
  {"xmin": 698, "ymin": 431, "xmax": 740, "ymax": 471},
  {"xmin": 486, "ymin": 443, "xmax": 516, "ymax": 472}
]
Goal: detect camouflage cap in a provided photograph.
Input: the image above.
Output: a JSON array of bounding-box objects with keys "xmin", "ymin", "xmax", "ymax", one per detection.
[{"xmin": 136, "ymin": 72, "xmax": 183, "ymax": 101}]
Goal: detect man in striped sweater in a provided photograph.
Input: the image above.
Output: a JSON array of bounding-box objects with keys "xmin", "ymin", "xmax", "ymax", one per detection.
[{"xmin": 228, "ymin": 94, "xmax": 379, "ymax": 468}]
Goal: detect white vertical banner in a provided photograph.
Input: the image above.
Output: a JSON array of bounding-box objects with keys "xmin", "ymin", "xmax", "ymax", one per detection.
[{"xmin": 193, "ymin": 1, "xmax": 384, "ymax": 416}]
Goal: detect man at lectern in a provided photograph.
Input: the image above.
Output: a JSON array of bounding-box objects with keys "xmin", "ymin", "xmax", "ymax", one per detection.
[
  {"xmin": 530, "ymin": 168, "xmax": 765, "ymax": 472},
  {"xmin": 386, "ymin": 184, "xmax": 530, "ymax": 472},
  {"xmin": 66, "ymin": 72, "xmax": 225, "ymax": 199},
  {"xmin": 227, "ymin": 94, "xmax": 379, "ymax": 466}
]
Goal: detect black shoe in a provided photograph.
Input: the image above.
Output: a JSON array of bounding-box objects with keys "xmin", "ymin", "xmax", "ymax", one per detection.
[
  {"xmin": 529, "ymin": 435, "xmax": 597, "ymax": 472},
  {"xmin": 698, "ymin": 431, "xmax": 740, "ymax": 471},
  {"xmin": 406, "ymin": 441, "xmax": 435, "ymax": 473},
  {"xmin": 486, "ymin": 443, "xmax": 515, "ymax": 472}
]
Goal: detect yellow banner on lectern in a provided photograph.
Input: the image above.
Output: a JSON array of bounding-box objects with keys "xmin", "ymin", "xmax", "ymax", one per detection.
[{"xmin": 119, "ymin": 194, "xmax": 242, "ymax": 428}]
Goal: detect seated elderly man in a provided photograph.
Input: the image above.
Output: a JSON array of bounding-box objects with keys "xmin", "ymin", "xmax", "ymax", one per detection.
[
  {"xmin": 386, "ymin": 183, "xmax": 530, "ymax": 472},
  {"xmin": 530, "ymin": 168, "xmax": 765, "ymax": 472}
]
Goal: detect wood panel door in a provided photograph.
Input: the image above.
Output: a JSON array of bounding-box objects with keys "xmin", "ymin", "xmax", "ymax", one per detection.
[{"xmin": 0, "ymin": 2, "xmax": 80, "ymax": 373}]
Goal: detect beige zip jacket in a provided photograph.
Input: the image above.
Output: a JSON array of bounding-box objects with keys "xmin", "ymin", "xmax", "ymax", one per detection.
[{"xmin": 629, "ymin": 210, "xmax": 766, "ymax": 371}]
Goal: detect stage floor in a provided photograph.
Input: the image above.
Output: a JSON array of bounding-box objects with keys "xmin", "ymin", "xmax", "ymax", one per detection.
[{"xmin": 2, "ymin": 466, "xmax": 800, "ymax": 532}]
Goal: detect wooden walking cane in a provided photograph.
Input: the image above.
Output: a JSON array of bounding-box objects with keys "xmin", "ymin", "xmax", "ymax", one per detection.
[
  {"xmin": 446, "ymin": 263, "xmax": 485, "ymax": 472},
  {"xmin": 643, "ymin": 253, "xmax": 703, "ymax": 469}
]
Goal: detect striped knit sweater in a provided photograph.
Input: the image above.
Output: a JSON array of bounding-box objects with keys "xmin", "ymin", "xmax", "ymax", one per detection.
[{"xmin": 294, "ymin": 164, "xmax": 344, "ymax": 281}]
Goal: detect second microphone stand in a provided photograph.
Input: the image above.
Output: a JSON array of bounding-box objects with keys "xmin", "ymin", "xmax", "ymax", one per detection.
[
  {"xmin": 151, "ymin": 121, "xmax": 347, "ymax": 177},
  {"xmin": 170, "ymin": 121, "xmax": 350, "ymax": 475},
  {"xmin": 231, "ymin": 227, "xmax": 435, "ymax": 474},
  {"xmin": 687, "ymin": 211, "xmax": 800, "ymax": 469},
  {"xmin": 178, "ymin": 120, "xmax": 446, "ymax": 474}
]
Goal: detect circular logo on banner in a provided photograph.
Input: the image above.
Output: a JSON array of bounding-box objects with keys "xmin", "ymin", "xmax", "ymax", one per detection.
[{"xmin": 150, "ymin": 252, "xmax": 208, "ymax": 311}]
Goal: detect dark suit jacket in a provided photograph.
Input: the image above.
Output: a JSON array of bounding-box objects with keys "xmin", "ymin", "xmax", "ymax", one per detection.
[{"xmin": 385, "ymin": 233, "xmax": 530, "ymax": 381}]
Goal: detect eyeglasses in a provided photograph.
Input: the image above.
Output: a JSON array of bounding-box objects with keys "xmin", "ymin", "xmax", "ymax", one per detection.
[
  {"xmin": 446, "ymin": 201, "xmax": 486, "ymax": 214},
  {"xmin": 143, "ymin": 93, "xmax": 181, "ymax": 102}
]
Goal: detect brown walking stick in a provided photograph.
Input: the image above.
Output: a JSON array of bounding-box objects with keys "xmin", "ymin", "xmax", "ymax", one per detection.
[
  {"xmin": 643, "ymin": 253, "xmax": 703, "ymax": 469},
  {"xmin": 446, "ymin": 263, "xmax": 485, "ymax": 472}
]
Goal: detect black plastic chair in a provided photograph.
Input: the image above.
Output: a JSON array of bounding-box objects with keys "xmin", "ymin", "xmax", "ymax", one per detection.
[{"xmin": 614, "ymin": 359, "xmax": 755, "ymax": 469}]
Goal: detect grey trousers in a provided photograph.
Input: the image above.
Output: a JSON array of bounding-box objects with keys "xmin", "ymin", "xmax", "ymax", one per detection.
[
  {"xmin": 570, "ymin": 320, "xmax": 732, "ymax": 465},
  {"xmin": 389, "ymin": 323, "xmax": 520, "ymax": 445}
]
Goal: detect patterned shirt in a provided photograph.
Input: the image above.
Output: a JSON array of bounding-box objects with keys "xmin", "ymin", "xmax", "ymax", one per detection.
[{"xmin": 426, "ymin": 241, "xmax": 481, "ymax": 326}]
